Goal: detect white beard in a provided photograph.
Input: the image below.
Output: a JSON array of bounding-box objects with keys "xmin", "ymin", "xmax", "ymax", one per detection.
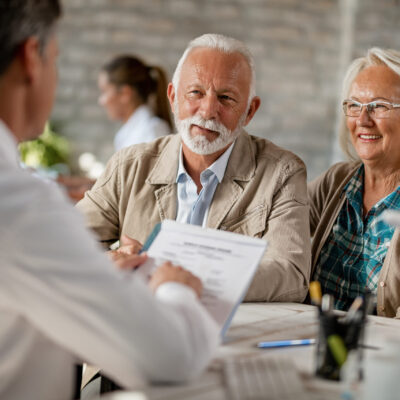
[{"xmin": 174, "ymin": 107, "xmax": 246, "ymax": 155}]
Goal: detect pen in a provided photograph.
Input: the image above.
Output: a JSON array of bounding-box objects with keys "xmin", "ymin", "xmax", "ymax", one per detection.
[
  {"xmin": 327, "ymin": 334, "xmax": 347, "ymax": 366},
  {"xmin": 309, "ymin": 281, "xmax": 322, "ymax": 306},
  {"xmin": 321, "ymin": 293, "xmax": 334, "ymax": 312},
  {"xmin": 257, "ymin": 338, "xmax": 316, "ymax": 349},
  {"xmin": 340, "ymin": 296, "xmax": 363, "ymax": 323}
]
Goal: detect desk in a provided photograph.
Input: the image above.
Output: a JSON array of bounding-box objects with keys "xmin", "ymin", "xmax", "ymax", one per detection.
[{"xmin": 102, "ymin": 303, "xmax": 400, "ymax": 400}]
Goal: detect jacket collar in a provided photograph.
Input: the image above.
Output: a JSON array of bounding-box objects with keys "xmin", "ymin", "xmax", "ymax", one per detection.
[
  {"xmin": 146, "ymin": 130, "xmax": 255, "ymax": 185},
  {"xmin": 224, "ymin": 130, "xmax": 256, "ymax": 182},
  {"xmin": 207, "ymin": 131, "xmax": 256, "ymax": 229},
  {"xmin": 146, "ymin": 134, "xmax": 181, "ymax": 185}
]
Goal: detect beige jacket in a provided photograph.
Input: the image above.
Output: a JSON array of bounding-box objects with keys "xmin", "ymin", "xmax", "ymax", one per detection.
[
  {"xmin": 309, "ymin": 161, "xmax": 400, "ymax": 318},
  {"xmin": 77, "ymin": 132, "xmax": 311, "ymax": 302}
]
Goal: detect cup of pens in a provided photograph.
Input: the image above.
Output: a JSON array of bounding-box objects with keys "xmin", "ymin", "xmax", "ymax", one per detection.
[{"xmin": 310, "ymin": 282, "xmax": 371, "ymax": 381}]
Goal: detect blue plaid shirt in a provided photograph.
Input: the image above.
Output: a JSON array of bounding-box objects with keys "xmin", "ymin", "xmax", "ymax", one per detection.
[{"xmin": 314, "ymin": 165, "xmax": 400, "ymax": 311}]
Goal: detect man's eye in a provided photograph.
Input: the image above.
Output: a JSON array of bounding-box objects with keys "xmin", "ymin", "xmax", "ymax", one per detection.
[
  {"xmin": 348, "ymin": 102, "xmax": 360, "ymax": 109},
  {"xmin": 374, "ymin": 103, "xmax": 389, "ymax": 110},
  {"xmin": 187, "ymin": 90, "xmax": 202, "ymax": 98},
  {"xmin": 219, "ymin": 95, "xmax": 235, "ymax": 102}
]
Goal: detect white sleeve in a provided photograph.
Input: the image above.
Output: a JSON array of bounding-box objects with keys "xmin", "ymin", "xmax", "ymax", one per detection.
[
  {"xmin": 1, "ymin": 184, "xmax": 219, "ymax": 388},
  {"xmin": 155, "ymin": 282, "xmax": 220, "ymax": 378}
]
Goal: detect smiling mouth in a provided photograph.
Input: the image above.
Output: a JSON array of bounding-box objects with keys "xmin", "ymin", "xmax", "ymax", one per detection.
[
  {"xmin": 358, "ymin": 134, "xmax": 382, "ymax": 140},
  {"xmin": 191, "ymin": 124, "xmax": 219, "ymax": 135}
]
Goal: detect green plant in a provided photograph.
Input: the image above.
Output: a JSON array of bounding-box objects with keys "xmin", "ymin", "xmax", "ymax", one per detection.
[{"xmin": 19, "ymin": 122, "xmax": 70, "ymax": 168}]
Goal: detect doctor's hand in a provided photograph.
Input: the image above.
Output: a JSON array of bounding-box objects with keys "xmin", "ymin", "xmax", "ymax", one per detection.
[{"xmin": 149, "ymin": 262, "xmax": 203, "ymax": 298}]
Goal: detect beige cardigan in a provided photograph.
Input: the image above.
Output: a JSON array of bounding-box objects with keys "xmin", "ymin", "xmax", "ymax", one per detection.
[
  {"xmin": 77, "ymin": 131, "xmax": 311, "ymax": 302},
  {"xmin": 309, "ymin": 161, "xmax": 400, "ymax": 318}
]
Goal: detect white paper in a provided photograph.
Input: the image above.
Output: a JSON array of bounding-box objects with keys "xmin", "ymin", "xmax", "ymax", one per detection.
[
  {"xmin": 381, "ymin": 209, "xmax": 400, "ymax": 227},
  {"xmin": 138, "ymin": 220, "xmax": 267, "ymax": 335}
]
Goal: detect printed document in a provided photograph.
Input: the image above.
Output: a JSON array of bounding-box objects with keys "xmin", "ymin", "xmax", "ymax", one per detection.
[{"xmin": 138, "ymin": 220, "xmax": 267, "ymax": 335}]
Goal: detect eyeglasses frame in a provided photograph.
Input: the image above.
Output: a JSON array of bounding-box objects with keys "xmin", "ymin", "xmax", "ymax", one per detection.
[{"xmin": 342, "ymin": 99, "xmax": 400, "ymax": 118}]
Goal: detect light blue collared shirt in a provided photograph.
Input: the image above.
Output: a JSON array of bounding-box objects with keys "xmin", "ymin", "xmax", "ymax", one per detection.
[{"xmin": 176, "ymin": 143, "xmax": 235, "ymax": 227}]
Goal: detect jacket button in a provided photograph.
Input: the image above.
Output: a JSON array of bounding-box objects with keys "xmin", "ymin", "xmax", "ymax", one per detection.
[{"xmin": 380, "ymin": 281, "xmax": 386, "ymax": 287}]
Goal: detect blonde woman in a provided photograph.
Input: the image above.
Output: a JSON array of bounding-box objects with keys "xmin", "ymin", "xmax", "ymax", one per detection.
[{"xmin": 309, "ymin": 48, "xmax": 400, "ymax": 318}]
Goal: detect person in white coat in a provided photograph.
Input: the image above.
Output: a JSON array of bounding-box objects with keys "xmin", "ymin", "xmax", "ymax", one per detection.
[
  {"xmin": 98, "ymin": 55, "xmax": 172, "ymax": 151},
  {"xmin": 0, "ymin": 1, "xmax": 219, "ymax": 399}
]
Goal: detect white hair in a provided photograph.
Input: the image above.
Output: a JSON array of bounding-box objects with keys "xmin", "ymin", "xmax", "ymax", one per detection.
[
  {"xmin": 339, "ymin": 47, "xmax": 400, "ymax": 160},
  {"xmin": 172, "ymin": 33, "xmax": 256, "ymax": 105}
]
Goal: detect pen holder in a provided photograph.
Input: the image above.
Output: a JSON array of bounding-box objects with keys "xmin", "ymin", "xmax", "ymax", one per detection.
[{"xmin": 315, "ymin": 312, "xmax": 365, "ymax": 381}]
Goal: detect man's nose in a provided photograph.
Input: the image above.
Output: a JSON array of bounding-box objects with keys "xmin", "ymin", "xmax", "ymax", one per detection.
[
  {"xmin": 199, "ymin": 94, "xmax": 218, "ymax": 120},
  {"xmin": 356, "ymin": 106, "xmax": 374, "ymax": 126}
]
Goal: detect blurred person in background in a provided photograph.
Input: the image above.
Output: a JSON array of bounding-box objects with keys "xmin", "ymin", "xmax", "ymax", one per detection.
[
  {"xmin": 59, "ymin": 57, "xmax": 173, "ymax": 201},
  {"xmin": 98, "ymin": 55, "xmax": 172, "ymax": 151},
  {"xmin": 309, "ymin": 48, "xmax": 400, "ymax": 318}
]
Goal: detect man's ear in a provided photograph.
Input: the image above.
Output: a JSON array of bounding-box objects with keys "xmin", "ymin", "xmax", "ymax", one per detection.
[
  {"xmin": 167, "ymin": 83, "xmax": 176, "ymax": 113},
  {"xmin": 18, "ymin": 37, "xmax": 42, "ymax": 84},
  {"xmin": 244, "ymin": 96, "xmax": 261, "ymax": 126}
]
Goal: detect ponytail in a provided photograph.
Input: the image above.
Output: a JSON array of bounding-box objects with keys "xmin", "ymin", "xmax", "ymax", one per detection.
[
  {"xmin": 102, "ymin": 55, "xmax": 172, "ymax": 131},
  {"xmin": 149, "ymin": 65, "xmax": 173, "ymax": 130}
]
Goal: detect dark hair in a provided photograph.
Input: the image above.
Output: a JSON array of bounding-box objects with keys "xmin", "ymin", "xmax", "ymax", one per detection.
[
  {"xmin": 102, "ymin": 55, "xmax": 172, "ymax": 129},
  {"xmin": 0, "ymin": 0, "xmax": 62, "ymax": 76}
]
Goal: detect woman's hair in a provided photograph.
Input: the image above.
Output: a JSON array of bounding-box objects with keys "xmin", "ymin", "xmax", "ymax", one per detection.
[
  {"xmin": 102, "ymin": 55, "xmax": 172, "ymax": 129},
  {"xmin": 339, "ymin": 47, "xmax": 400, "ymax": 160}
]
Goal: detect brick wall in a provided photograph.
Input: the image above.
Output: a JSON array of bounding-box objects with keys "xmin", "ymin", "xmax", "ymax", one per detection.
[{"xmin": 53, "ymin": 0, "xmax": 400, "ymax": 180}]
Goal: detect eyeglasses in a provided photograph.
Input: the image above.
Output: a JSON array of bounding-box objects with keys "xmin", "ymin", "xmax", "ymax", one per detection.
[{"xmin": 342, "ymin": 99, "xmax": 400, "ymax": 119}]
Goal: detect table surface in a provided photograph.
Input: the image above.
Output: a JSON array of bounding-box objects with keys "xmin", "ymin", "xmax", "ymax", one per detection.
[{"xmin": 101, "ymin": 302, "xmax": 400, "ymax": 400}]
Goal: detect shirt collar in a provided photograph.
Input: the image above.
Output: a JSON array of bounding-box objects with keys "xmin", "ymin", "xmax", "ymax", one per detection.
[
  {"xmin": 343, "ymin": 164, "xmax": 364, "ymax": 209},
  {"xmin": 176, "ymin": 148, "xmax": 187, "ymax": 183},
  {"xmin": 343, "ymin": 163, "xmax": 400, "ymax": 214},
  {"xmin": 176, "ymin": 141, "xmax": 235, "ymax": 184},
  {"xmin": 0, "ymin": 119, "xmax": 20, "ymax": 168}
]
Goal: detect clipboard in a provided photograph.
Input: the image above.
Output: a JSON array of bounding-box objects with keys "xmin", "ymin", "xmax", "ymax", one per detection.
[{"xmin": 137, "ymin": 220, "xmax": 267, "ymax": 338}]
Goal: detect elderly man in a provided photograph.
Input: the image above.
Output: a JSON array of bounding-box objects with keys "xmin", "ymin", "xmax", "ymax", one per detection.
[
  {"xmin": 0, "ymin": 2, "xmax": 219, "ymax": 399},
  {"xmin": 77, "ymin": 34, "xmax": 311, "ymax": 302}
]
